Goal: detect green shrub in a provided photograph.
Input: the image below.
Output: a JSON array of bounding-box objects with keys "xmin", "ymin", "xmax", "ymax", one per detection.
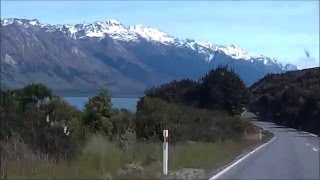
[
  {"xmin": 0, "ymin": 84, "xmax": 81, "ymax": 158},
  {"xmin": 82, "ymin": 90, "xmax": 113, "ymax": 136},
  {"xmin": 140, "ymin": 66, "xmax": 250, "ymax": 115},
  {"xmin": 135, "ymin": 97, "xmax": 247, "ymax": 143}
]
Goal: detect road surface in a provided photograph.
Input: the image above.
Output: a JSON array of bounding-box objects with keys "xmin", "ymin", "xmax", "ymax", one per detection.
[{"xmin": 210, "ymin": 119, "xmax": 320, "ymax": 180}]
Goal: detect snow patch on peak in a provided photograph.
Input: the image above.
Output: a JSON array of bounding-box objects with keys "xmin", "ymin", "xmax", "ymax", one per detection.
[
  {"xmin": 214, "ymin": 45, "xmax": 252, "ymax": 60},
  {"xmin": 1, "ymin": 18, "xmax": 15, "ymax": 26},
  {"xmin": 73, "ymin": 20, "xmax": 137, "ymax": 41},
  {"xmin": 198, "ymin": 41, "xmax": 214, "ymax": 49},
  {"xmin": 191, "ymin": 43, "xmax": 291, "ymax": 67},
  {"xmin": 129, "ymin": 25, "xmax": 174, "ymax": 44},
  {"xmin": 132, "ymin": 24, "xmax": 143, "ymax": 28},
  {"xmin": 64, "ymin": 24, "xmax": 77, "ymax": 34},
  {"xmin": 29, "ymin": 19, "xmax": 40, "ymax": 26},
  {"xmin": 2, "ymin": 19, "xmax": 8, "ymax": 26},
  {"xmin": 206, "ymin": 54, "xmax": 214, "ymax": 62},
  {"xmin": 263, "ymin": 58, "xmax": 276, "ymax": 66},
  {"xmin": 185, "ymin": 41, "xmax": 197, "ymax": 50},
  {"xmin": 4, "ymin": 54, "xmax": 17, "ymax": 66},
  {"xmin": 107, "ymin": 19, "xmax": 122, "ymax": 26},
  {"xmin": 1, "ymin": 18, "xmax": 48, "ymax": 29}
]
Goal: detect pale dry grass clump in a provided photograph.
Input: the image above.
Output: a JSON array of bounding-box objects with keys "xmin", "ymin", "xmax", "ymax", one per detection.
[{"xmin": 0, "ymin": 136, "xmax": 55, "ymax": 178}]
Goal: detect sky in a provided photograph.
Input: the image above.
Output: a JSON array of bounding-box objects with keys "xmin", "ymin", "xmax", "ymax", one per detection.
[{"xmin": 1, "ymin": 1, "xmax": 319, "ymax": 69}]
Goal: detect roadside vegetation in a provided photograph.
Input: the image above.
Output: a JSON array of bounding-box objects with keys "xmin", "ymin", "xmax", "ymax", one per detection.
[
  {"xmin": 249, "ymin": 67, "xmax": 320, "ymax": 135},
  {"xmin": 0, "ymin": 66, "xmax": 267, "ymax": 179}
]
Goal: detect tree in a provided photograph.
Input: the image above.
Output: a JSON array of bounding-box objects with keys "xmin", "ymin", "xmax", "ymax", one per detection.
[
  {"xmin": 199, "ymin": 66, "xmax": 250, "ymax": 115},
  {"xmin": 82, "ymin": 90, "xmax": 114, "ymax": 137},
  {"xmin": 139, "ymin": 78, "xmax": 200, "ymax": 109},
  {"xmin": 138, "ymin": 67, "xmax": 250, "ymax": 115}
]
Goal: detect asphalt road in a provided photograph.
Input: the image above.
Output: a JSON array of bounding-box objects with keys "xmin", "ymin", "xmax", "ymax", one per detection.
[{"xmin": 210, "ymin": 119, "xmax": 320, "ymax": 180}]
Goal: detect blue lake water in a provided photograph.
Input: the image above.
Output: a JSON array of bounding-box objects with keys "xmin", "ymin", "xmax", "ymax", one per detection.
[{"xmin": 64, "ymin": 97, "xmax": 139, "ymax": 111}]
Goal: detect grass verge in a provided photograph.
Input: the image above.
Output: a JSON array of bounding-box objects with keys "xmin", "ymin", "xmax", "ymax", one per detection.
[{"xmin": 1, "ymin": 126, "xmax": 273, "ymax": 179}]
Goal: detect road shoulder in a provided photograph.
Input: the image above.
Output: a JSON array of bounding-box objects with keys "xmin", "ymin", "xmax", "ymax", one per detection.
[{"xmin": 208, "ymin": 111, "xmax": 276, "ymax": 180}]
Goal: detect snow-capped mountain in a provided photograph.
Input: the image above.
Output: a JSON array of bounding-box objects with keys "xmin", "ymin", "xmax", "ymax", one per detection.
[
  {"xmin": 1, "ymin": 18, "xmax": 297, "ymax": 93},
  {"xmin": 1, "ymin": 18, "xmax": 174, "ymax": 43},
  {"xmin": 1, "ymin": 18, "xmax": 296, "ymax": 70},
  {"xmin": 283, "ymin": 64, "xmax": 298, "ymax": 71}
]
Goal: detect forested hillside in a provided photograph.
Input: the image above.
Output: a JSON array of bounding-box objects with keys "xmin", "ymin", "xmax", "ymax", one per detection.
[{"xmin": 249, "ymin": 67, "xmax": 320, "ymax": 135}]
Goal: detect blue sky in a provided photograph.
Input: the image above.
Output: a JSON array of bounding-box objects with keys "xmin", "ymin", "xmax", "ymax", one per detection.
[{"xmin": 1, "ymin": 1, "xmax": 319, "ymax": 69}]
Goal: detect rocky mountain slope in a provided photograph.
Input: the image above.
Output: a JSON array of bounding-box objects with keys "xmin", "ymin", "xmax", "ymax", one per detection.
[{"xmin": 1, "ymin": 18, "xmax": 297, "ymax": 94}]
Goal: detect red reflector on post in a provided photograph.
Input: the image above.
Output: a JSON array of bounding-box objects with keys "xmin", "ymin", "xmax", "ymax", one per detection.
[{"xmin": 165, "ymin": 136, "xmax": 169, "ymax": 143}]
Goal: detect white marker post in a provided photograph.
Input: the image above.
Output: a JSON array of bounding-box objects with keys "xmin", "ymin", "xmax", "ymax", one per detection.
[
  {"xmin": 163, "ymin": 130, "xmax": 169, "ymax": 176},
  {"xmin": 259, "ymin": 129, "xmax": 262, "ymax": 140}
]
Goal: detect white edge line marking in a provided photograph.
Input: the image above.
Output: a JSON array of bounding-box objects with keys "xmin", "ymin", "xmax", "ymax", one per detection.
[
  {"xmin": 313, "ymin": 148, "xmax": 318, "ymax": 152},
  {"xmin": 287, "ymin": 128, "xmax": 318, "ymax": 137},
  {"xmin": 309, "ymin": 133, "xmax": 318, "ymax": 137},
  {"xmin": 209, "ymin": 136, "xmax": 277, "ymax": 180}
]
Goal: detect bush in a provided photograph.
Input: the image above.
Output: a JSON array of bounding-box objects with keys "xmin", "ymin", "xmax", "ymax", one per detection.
[
  {"xmin": 0, "ymin": 84, "xmax": 81, "ymax": 158},
  {"xmin": 111, "ymin": 108, "xmax": 135, "ymax": 137},
  {"xmin": 135, "ymin": 97, "xmax": 248, "ymax": 143}
]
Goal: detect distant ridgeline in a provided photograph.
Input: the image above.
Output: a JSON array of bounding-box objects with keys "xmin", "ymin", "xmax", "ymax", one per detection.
[{"xmin": 249, "ymin": 67, "xmax": 320, "ymax": 135}]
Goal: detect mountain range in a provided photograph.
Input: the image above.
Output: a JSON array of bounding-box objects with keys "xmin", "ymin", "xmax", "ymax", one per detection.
[{"xmin": 0, "ymin": 18, "xmax": 298, "ymax": 95}]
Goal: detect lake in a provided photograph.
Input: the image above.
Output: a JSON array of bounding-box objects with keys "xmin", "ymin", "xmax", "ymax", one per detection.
[{"xmin": 64, "ymin": 97, "xmax": 139, "ymax": 111}]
